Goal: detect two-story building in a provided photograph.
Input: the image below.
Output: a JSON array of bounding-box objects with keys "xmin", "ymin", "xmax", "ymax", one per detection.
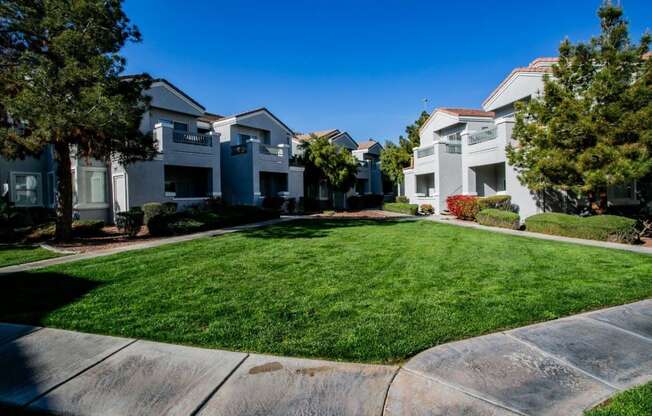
[
  {"xmin": 404, "ymin": 108, "xmax": 495, "ymax": 214},
  {"xmin": 212, "ymin": 108, "xmax": 304, "ymax": 206}
]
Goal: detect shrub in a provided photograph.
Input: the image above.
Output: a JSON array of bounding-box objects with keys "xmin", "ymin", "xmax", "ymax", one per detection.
[
  {"xmin": 477, "ymin": 209, "xmax": 520, "ymax": 230},
  {"xmin": 167, "ymin": 218, "xmax": 204, "ymax": 234},
  {"xmin": 525, "ymin": 213, "xmax": 638, "ymax": 243},
  {"xmin": 115, "ymin": 208, "xmax": 144, "ymax": 237},
  {"xmin": 395, "ymin": 196, "xmax": 409, "ymax": 203},
  {"xmin": 262, "ymin": 196, "xmax": 285, "ymax": 211},
  {"xmin": 347, "ymin": 195, "xmax": 364, "ymax": 211},
  {"xmin": 286, "ymin": 198, "xmax": 296, "ymax": 214},
  {"xmin": 296, "ymin": 197, "xmax": 305, "ymax": 214},
  {"xmin": 162, "ymin": 202, "xmax": 177, "ymax": 214},
  {"xmin": 364, "ymin": 194, "xmax": 384, "ymax": 208},
  {"xmin": 446, "ymin": 195, "xmax": 479, "ymax": 220},
  {"xmin": 384, "ymin": 202, "xmax": 418, "ymax": 215},
  {"xmin": 477, "ymin": 195, "xmax": 512, "ymax": 211},
  {"xmin": 347, "ymin": 194, "xmax": 384, "ymax": 211},
  {"xmin": 73, "ymin": 220, "xmax": 105, "ymax": 236},
  {"xmin": 203, "ymin": 197, "xmax": 223, "ymax": 212},
  {"xmin": 420, "ymin": 204, "xmax": 434, "ymax": 215},
  {"xmin": 143, "ymin": 203, "xmax": 164, "ymax": 224}
]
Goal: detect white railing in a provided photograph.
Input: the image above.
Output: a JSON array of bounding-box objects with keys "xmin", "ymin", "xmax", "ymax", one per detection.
[
  {"xmin": 416, "ymin": 145, "xmax": 435, "ymax": 158},
  {"xmin": 468, "ymin": 128, "xmax": 497, "ymax": 145},
  {"xmin": 259, "ymin": 144, "xmax": 283, "ymax": 156},
  {"xmin": 173, "ymin": 131, "xmax": 212, "ymax": 146},
  {"xmin": 445, "ymin": 143, "xmax": 462, "ymax": 154}
]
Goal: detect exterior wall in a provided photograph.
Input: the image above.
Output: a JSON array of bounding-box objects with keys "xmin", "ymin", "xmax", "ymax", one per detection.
[{"xmin": 288, "ymin": 167, "xmax": 305, "ymax": 199}]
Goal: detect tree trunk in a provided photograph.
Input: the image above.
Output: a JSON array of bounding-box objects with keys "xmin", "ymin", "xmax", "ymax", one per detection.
[{"xmin": 54, "ymin": 143, "xmax": 73, "ymax": 241}]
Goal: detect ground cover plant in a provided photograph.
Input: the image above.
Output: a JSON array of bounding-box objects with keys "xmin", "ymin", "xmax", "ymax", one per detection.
[{"xmin": 1, "ymin": 219, "xmax": 651, "ymax": 363}]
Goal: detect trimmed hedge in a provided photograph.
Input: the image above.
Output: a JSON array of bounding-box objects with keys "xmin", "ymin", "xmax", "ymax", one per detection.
[
  {"xmin": 477, "ymin": 209, "xmax": 520, "ymax": 230},
  {"xmin": 148, "ymin": 205, "xmax": 280, "ymax": 237},
  {"xmin": 395, "ymin": 196, "xmax": 409, "ymax": 203},
  {"xmin": 525, "ymin": 213, "xmax": 638, "ymax": 243},
  {"xmin": 115, "ymin": 208, "xmax": 144, "ymax": 237},
  {"xmin": 346, "ymin": 194, "xmax": 384, "ymax": 210},
  {"xmin": 446, "ymin": 195, "xmax": 479, "ymax": 220},
  {"xmin": 478, "ymin": 195, "xmax": 512, "ymax": 211},
  {"xmin": 143, "ymin": 202, "xmax": 176, "ymax": 226},
  {"xmin": 384, "ymin": 203, "xmax": 418, "ymax": 215}
]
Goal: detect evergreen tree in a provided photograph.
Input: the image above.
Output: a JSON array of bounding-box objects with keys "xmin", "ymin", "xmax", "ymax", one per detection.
[
  {"xmin": 508, "ymin": 3, "xmax": 652, "ymax": 210},
  {"xmin": 380, "ymin": 110, "xmax": 430, "ymax": 186},
  {"xmin": 0, "ymin": 0, "xmax": 156, "ymax": 240}
]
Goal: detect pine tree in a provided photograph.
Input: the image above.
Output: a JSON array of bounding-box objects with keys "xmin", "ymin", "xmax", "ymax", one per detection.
[
  {"xmin": 0, "ymin": 0, "xmax": 156, "ymax": 240},
  {"xmin": 508, "ymin": 3, "xmax": 652, "ymax": 211}
]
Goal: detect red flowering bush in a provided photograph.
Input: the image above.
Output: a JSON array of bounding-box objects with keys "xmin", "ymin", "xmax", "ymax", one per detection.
[{"xmin": 446, "ymin": 195, "xmax": 479, "ymax": 220}]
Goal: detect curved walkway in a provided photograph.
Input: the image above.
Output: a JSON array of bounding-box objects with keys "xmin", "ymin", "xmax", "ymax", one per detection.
[{"xmin": 0, "ymin": 299, "xmax": 650, "ymax": 415}]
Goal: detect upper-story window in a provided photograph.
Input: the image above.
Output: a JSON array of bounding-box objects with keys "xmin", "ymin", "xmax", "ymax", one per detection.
[
  {"xmin": 11, "ymin": 172, "xmax": 41, "ymax": 207},
  {"xmin": 261, "ymin": 131, "xmax": 271, "ymax": 145},
  {"xmin": 173, "ymin": 122, "xmax": 188, "ymax": 133},
  {"xmin": 446, "ymin": 132, "xmax": 462, "ymax": 142}
]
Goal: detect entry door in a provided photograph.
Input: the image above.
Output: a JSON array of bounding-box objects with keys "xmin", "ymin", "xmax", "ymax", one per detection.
[{"xmin": 112, "ymin": 174, "xmax": 127, "ymax": 215}]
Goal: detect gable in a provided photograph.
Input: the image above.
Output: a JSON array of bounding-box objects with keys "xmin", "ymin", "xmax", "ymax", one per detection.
[
  {"xmin": 147, "ymin": 82, "xmax": 204, "ymax": 116},
  {"xmin": 331, "ymin": 132, "xmax": 358, "ymax": 150},
  {"xmin": 483, "ymin": 72, "xmax": 545, "ymax": 112}
]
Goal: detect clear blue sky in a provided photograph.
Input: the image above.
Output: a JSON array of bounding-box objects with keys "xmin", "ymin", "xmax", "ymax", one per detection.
[{"xmin": 122, "ymin": 0, "xmax": 651, "ymax": 143}]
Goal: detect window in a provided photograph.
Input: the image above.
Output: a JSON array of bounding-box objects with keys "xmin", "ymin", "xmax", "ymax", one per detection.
[
  {"xmin": 76, "ymin": 168, "xmax": 107, "ymax": 206},
  {"xmin": 261, "ymin": 131, "xmax": 271, "ymax": 145},
  {"xmin": 318, "ymin": 182, "xmax": 329, "ymax": 200},
  {"xmin": 197, "ymin": 127, "xmax": 210, "ymax": 135},
  {"xmin": 173, "ymin": 122, "xmax": 188, "ymax": 132},
  {"xmin": 12, "ymin": 172, "xmax": 41, "ymax": 206}
]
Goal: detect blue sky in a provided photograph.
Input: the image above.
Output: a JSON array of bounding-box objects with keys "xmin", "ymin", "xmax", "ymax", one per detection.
[{"xmin": 122, "ymin": 0, "xmax": 652, "ymax": 143}]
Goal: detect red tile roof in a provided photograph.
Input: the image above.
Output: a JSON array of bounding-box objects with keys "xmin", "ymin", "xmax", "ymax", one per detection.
[{"xmin": 439, "ymin": 108, "xmax": 495, "ymax": 118}]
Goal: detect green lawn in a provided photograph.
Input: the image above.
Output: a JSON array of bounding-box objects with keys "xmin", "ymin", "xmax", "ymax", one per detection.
[
  {"xmin": 0, "ymin": 245, "xmax": 62, "ymax": 268},
  {"xmin": 1, "ymin": 219, "xmax": 651, "ymax": 363},
  {"xmin": 586, "ymin": 381, "xmax": 652, "ymax": 416}
]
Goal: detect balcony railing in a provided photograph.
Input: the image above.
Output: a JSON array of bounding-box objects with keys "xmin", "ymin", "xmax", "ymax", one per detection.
[
  {"xmin": 259, "ymin": 144, "xmax": 283, "ymax": 156},
  {"xmin": 172, "ymin": 131, "xmax": 212, "ymax": 147},
  {"xmin": 445, "ymin": 143, "xmax": 462, "ymax": 154},
  {"xmin": 468, "ymin": 128, "xmax": 497, "ymax": 145},
  {"xmin": 416, "ymin": 145, "xmax": 435, "ymax": 158}
]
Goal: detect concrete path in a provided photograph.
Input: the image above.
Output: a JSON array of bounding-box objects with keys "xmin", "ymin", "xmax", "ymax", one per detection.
[
  {"xmin": 0, "ymin": 217, "xmax": 297, "ymax": 276},
  {"xmin": 423, "ymin": 215, "xmax": 652, "ymax": 255},
  {"xmin": 0, "ymin": 299, "xmax": 650, "ymax": 415}
]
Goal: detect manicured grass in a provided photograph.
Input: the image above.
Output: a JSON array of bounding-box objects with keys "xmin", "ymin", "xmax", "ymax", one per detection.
[
  {"xmin": 0, "ymin": 246, "xmax": 62, "ymax": 268},
  {"xmin": 1, "ymin": 219, "xmax": 651, "ymax": 363},
  {"xmin": 586, "ymin": 381, "xmax": 652, "ymax": 416}
]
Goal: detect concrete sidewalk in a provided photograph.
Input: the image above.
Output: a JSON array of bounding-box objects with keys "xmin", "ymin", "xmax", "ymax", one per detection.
[
  {"xmin": 0, "ymin": 299, "xmax": 650, "ymax": 415},
  {"xmin": 0, "ymin": 216, "xmax": 298, "ymax": 276}
]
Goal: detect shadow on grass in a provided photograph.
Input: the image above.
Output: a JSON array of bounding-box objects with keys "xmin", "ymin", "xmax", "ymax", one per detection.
[
  {"xmin": 0, "ymin": 272, "xmax": 101, "ymax": 325},
  {"xmin": 0, "ymin": 273, "xmax": 99, "ymax": 414},
  {"xmin": 240, "ymin": 218, "xmax": 407, "ymax": 240}
]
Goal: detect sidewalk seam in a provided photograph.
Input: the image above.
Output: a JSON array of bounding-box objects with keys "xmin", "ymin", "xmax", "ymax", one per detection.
[
  {"xmin": 380, "ymin": 366, "xmax": 400, "ymax": 416},
  {"xmin": 401, "ymin": 367, "xmax": 529, "ymax": 416},
  {"xmin": 23, "ymin": 338, "xmax": 139, "ymax": 408},
  {"xmin": 504, "ymin": 332, "xmax": 621, "ymax": 391},
  {"xmin": 189, "ymin": 353, "xmax": 250, "ymax": 416},
  {"xmin": 580, "ymin": 315, "xmax": 652, "ymax": 343}
]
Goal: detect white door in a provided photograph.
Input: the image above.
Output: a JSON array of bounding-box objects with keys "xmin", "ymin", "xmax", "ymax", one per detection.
[{"xmin": 112, "ymin": 174, "xmax": 127, "ymax": 215}]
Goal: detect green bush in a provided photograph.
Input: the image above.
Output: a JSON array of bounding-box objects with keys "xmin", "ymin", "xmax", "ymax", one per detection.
[
  {"xmin": 162, "ymin": 202, "xmax": 177, "ymax": 214},
  {"xmin": 115, "ymin": 208, "xmax": 144, "ymax": 237},
  {"xmin": 478, "ymin": 195, "xmax": 512, "ymax": 211},
  {"xmin": 420, "ymin": 204, "xmax": 434, "ymax": 215},
  {"xmin": 395, "ymin": 196, "xmax": 409, "ymax": 203},
  {"xmin": 72, "ymin": 220, "xmax": 105, "ymax": 236},
  {"xmin": 477, "ymin": 209, "xmax": 520, "ymax": 230},
  {"xmin": 167, "ymin": 219, "xmax": 204, "ymax": 234},
  {"xmin": 525, "ymin": 213, "xmax": 638, "ymax": 243},
  {"xmin": 384, "ymin": 203, "xmax": 418, "ymax": 215},
  {"xmin": 143, "ymin": 203, "xmax": 164, "ymax": 225}
]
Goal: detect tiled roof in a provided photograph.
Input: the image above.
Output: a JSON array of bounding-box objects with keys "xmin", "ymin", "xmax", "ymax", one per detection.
[
  {"xmin": 357, "ymin": 139, "xmax": 382, "ymax": 150},
  {"xmin": 294, "ymin": 129, "xmax": 340, "ymax": 142},
  {"xmin": 439, "ymin": 108, "xmax": 495, "ymax": 118}
]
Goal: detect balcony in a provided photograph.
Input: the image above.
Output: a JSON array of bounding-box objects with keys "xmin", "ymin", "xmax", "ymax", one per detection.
[
  {"xmin": 445, "ymin": 143, "xmax": 462, "ymax": 154},
  {"xmin": 172, "ymin": 131, "xmax": 212, "ymax": 147},
  {"xmin": 468, "ymin": 128, "xmax": 497, "ymax": 145},
  {"xmin": 259, "ymin": 144, "xmax": 284, "ymax": 156},
  {"xmin": 416, "ymin": 145, "xmax": 435, "ymax": 158}
]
